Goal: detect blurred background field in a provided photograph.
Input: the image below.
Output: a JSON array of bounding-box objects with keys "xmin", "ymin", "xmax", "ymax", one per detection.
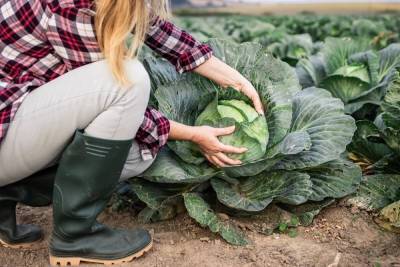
[
  {"xmin": 168, "ymin": 1, "xmax": 400, "ymax": 68},
  {"xmin": 171, "ymin": 0, "xmax": 400, "ymax": 14}
]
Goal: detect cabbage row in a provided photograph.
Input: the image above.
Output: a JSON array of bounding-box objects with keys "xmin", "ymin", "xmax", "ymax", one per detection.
[
  {"xmin": 294, "ymin": 38, "xmax": 400, "ymax": 231},
  {"xmin": 175, "ymin": 14, "xmax": 400, "ymax": 66}
]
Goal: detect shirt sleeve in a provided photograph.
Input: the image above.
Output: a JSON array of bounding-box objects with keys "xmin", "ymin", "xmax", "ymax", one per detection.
[
  {"xmin": 144, "ymin": 18, "xmax": 213, "ymax": 74},
  {"xmin": 135, "ymin": 107, "xmax": 171, "ymax": 161}
]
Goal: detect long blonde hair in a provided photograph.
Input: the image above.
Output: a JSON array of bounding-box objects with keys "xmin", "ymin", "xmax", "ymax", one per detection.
[{"xmin": 95, "ymin": 0, "xmax": 170, "ymax": 85}]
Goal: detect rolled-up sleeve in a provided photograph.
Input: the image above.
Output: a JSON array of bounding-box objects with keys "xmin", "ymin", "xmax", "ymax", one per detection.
[
  {"xmin": 144, "ymin": 18, "xmax": 213, "ymax": 73},
  {"xmin": 135, "ymin": 107, "xmax": 171, "ymax": 160}
]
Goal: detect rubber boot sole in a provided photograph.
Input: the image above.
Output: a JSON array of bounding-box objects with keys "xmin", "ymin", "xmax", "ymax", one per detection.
[
  {"xmin": 49, "ymin": 240, "xmax": 153, "ymax": 266},
  {"xmin": 0, "ymin": 237, "xmax": 42, "ymax": 250}
]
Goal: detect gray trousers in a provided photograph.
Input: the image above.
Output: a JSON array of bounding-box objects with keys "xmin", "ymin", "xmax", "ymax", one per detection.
[{"xmin": 0, "ymin": 59, "xmax": 155, "ymax": 187}]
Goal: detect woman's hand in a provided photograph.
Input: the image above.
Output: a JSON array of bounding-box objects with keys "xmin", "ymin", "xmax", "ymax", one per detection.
[
  {"xmin": 191, "ymin": 125, "xmax": 247, "ymax": 168},
  {"xmin": 168, "ymin": 121, "xmax": 247, "ymax": 168},
  {"xmin": 194, "ymin": 56, "xmax": 264, "ymax": 115}
]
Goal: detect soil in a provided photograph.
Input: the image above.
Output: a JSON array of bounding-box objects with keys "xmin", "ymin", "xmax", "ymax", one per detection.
[{"xmin": 1, "ymin": 201, "xmax": 400, "ymax": 267}]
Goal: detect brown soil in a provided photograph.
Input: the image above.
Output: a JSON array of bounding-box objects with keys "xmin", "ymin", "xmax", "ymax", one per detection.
[{"xmin": 1, "ymin": 202, "xmax": 400, "ymax": 267}]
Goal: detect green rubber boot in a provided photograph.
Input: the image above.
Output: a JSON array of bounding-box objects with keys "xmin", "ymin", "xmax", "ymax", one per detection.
[
  {"xmin": 49, "ymin": 131, "xmax": 152, "ymax": 267},
  {"xmin": 0, "ymin": 166, "xmax": 56, "ymax": 248}
]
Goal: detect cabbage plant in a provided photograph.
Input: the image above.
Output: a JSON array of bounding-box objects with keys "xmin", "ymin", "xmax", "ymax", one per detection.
[
  {"xmin": 129, "ymin": 39, "xmax": 361, "ymax": 245},
  {"xmin": 267, "ymin": 33, "xmax": 315, "ymax": 66},
  {"xmin": 347, "ymin": 73, "xmax": 400, "ymax": 233},
  {"xmin": 348, "ymin": 73, "xmax": 400, "ymax": 174},
  {"xmin": 296, "ymin": 38, "xmax": 400, "ymax": 115}
]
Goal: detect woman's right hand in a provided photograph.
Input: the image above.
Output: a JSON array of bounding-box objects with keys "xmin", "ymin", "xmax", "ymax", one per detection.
[{"xmin": 191, "ymin": 125, "xmax": 247, "ymax": 168}]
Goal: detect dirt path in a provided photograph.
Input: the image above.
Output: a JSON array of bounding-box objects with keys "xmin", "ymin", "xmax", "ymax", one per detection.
[{"xmin": 1, "ymin": 202, "xmax": 399, "ymax": 267}]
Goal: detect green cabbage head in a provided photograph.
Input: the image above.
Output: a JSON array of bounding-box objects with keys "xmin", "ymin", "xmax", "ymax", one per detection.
[{"xmin": 195, "ymin": 99, "xmax": 268, "ymax": 162}]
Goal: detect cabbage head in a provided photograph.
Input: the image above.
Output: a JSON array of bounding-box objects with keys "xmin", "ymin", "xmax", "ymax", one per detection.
[
  {"xmin": 129, "ymin": 39, "xmax": 361, "ymax": 245},
  {"xmin": 195, "ymin": 99, "xmax": 268, "ymax": 162}
]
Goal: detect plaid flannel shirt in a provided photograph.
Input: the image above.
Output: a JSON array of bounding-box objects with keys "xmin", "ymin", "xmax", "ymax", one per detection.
[{"xmin": 0, "ymin": 0, "xmax": 213, "ymax": 160}]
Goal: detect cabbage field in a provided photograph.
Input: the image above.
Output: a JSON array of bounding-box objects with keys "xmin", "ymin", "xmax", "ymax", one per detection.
[{"xmin": 115, "ymin": 13, "xmax": 400, "ymax": 244}]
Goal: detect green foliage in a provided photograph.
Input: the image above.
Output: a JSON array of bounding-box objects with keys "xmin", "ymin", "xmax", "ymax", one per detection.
[
  {"xmin": 350, "ymin": 174, "xmax": 400, "ymax": 211},
  {"xmin": 274, "ymin": 215, "xmax": 300, "ymax": 237},
  {"xmin": 183, "ymin": 193, "xmax": 248, "ymax": 245},
  {"xmin": 119, "ymin": 14, "xmax": 400, "ymax": 242},
  {"xmin": 120, "ymin": 39, "xmax": 362, "ymax": 244},
  {"xmin": 296, "ymin": 39, "xmax": 400, "ymax": 115},
  {"xmin": 279, "ymin": 199, "xmax": 336, "ymax": 226},
  {"xmin": 347, "ymin": 74, "xmax": 400, "ymax": 175}
]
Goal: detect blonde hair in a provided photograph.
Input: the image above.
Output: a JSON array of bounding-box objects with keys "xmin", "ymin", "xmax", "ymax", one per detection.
[{"xmin": 95, "ymin": 0, "xmax": 170, "ymax": 85}]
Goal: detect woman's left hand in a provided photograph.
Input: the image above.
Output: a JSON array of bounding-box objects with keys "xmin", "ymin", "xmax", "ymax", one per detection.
[{"xmin": 194, "ymin": 56, "xmax": 264, "ymax": 115}]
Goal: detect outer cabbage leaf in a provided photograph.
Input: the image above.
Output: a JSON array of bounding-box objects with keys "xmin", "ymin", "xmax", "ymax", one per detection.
[
  {"xmin": 140, "ymin": 148, "xmax": 220, "ymax": 184},
  {"xmin": 183, "ymin": 193, "xmax": 248, "ymax": 246},
  {"xmin": 130, "ymin": 179, "xmax": 193, "ymax": 222},
  {"xmin": 274, "ymin": 87, "xmax": 356, "ymax": 170},
  {"xmin": 143, "ymin": 56, "xmax": 181, "ymax": 89},
  {"xmin": 347, "ymin": 120, "xmax": 393, "ymax": 164},
  {"xmin": 381, "ymin": 74, "xmax": 400, "ymax": 130},
  {"xmin": 320, "ymin": 75, "xmax": 370, "ymax": 103},
  {"xmin": 306, "ymin": 159, "xmax": 362, "ymax": 201},
  {"xmin": 348, "ymin": 51, "xmax": 379, "ymax": 86},
  {"xmin": 224, "ymin": 131, "xmax": 312, "ymax": 178},
  {"xmin": 143, "ymin": 55, "xmax": 181, "ymax": 107},
  {"xmin": 377, "ymin": 44, "xmax": 400, "ymax": 82},
  {"xmin": 266, "ymin": 131, "xmax": 312, "ymax": 158},
  {"xmin": 382, "ymin": 128, "xmax": 400, "ymax": 155},
  {"xmin": 296, "ymin": 55, "xmax": 327, "ymax": 88},
  {"xmin": 156, "ymin": 79, "xmax": 216, "ymax": 164},
  {"xmin": 322, "ymin": 38, "xmax": 371, "ymax": 74},
  {"xmin": 210, "ymin": 171, "xmax": 312, "ymax": 212},
  {"xmin": 130, "ymin": 179, "xmax": 190, "ymax": 210},
  {"xmin": 379, "ymin": 75, "xmax": 400, "ymax": 155},
  {"xmin": 349, "ymin": 174, "xmax": 400, "ymax": 211}
]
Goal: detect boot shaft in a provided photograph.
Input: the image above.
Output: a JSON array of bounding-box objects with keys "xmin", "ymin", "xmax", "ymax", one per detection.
[{"xmin": 52, "ymin": 131, "xmax": 132, "ymax": 238}]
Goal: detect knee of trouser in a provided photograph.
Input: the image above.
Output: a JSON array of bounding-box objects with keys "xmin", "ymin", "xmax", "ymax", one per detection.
[{"xmin": 121, "ymin": 59, "xmax": 151, "ymax": 104}]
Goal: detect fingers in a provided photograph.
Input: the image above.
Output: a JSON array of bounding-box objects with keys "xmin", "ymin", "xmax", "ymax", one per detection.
[
  {"xmin": 214, "ymin": 126, "xmax": 236, "ymax": 136},
  {"xmin": 205, "ymin": 154, "xmax": 226, "ymax": 168},
  {"xmin": 220, "ymin": 144, "xmax": 247, "ymax": 154},
  {"xmin": 242, "ymin": 81, "xmax": 265, "ymax": 115},
  {"xmin": 205, "ymin": 152, "xmax": 242, "ymax": 168},
  {"xmin": 251, "ymin": 94, "xmax": 265, "ymax": 115},
  {"xmin": 217, "ymin": 153, "xmax": 242, "ymax": 165},
  {"xmin": 211, "ymin": 155, "xmax": 227, "ymax": 168},
  {"xmin": 204, "ymin": 155, "xmax": 218, "ymax": 167}
]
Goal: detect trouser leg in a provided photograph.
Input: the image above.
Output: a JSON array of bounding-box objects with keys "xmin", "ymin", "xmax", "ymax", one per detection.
[{"xmin": 0, "ymin": 59, "xmax": 151, "ymax": 186}]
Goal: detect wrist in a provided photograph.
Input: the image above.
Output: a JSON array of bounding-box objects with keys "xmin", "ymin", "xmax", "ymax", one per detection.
[
  {"xmin": 188, "ymin": 126, "xmax": 201, "ymax": 143},
  {"xmin": 222, "ymin": 70, "xmax": 247, "ymax": 91}
]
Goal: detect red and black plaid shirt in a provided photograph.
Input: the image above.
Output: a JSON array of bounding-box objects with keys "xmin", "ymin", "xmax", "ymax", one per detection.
[{"xmin": 0, "ymin": 0, "xmax": 213, "ymax": 160}]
